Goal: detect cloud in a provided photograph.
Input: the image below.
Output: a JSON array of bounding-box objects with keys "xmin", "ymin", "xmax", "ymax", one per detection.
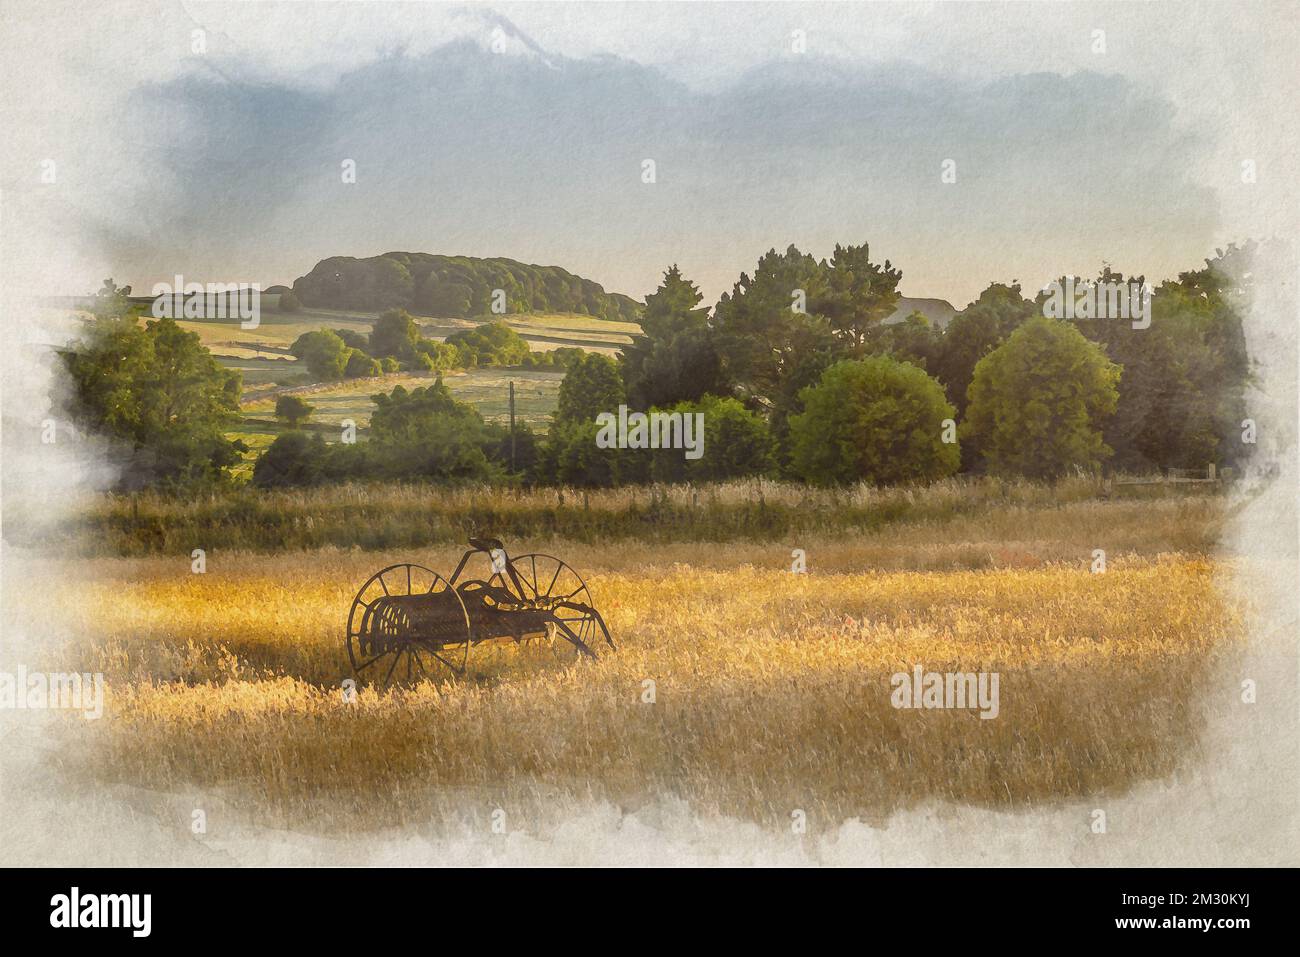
[
  {"xmin": 3, "ymin": 1, "xmax": 1292, "ymax": 306},
  {"xmin": 89, "ymin": 20, "xmax": 1216, "ymax": 308}
]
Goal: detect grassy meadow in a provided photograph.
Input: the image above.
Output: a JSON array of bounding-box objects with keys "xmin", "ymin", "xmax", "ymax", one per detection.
[
  {"xmin": 415, "ymin": 311, "xmax": 638, "ymax": 354},
  {"xmin": 27, "ymin": 476, "xmax": 1228, "ymax": 557},
  {"xmin": 13, "ymin": 481, "xmax": 1245, "ymax": 831},
  {"xmin": 177, "ymin": 307, "xmax": 609, "ymax": 461},
  {"xmin": 179, "ymin": 307, "xmax": 635, "ymax": 381}
]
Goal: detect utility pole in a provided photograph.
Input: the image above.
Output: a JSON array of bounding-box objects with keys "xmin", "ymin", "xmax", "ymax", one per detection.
[{"xmin": 509, "ymin": 380, "xmax": 516, "ymax": 472}]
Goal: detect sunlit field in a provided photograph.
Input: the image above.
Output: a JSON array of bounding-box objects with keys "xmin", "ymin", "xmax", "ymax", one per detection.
[
  {"xmin": 227, "ymin": 368, "xmax": 566, "ymax": 474},
  {"xmin": 16, "ymin": 490, "xmax": 1244, "ymax": 831},
  {"xmin": 240, "ymin": 372, "xmax": 439, "ymax": 421},
  {"xmin": 180, "ymin": 308, "xmax": 635, "ymax": 369}
]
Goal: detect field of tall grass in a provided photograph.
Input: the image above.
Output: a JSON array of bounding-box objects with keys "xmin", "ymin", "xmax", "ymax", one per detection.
[
  {"xmin": 8, "ymin": 476, "xmax": 1230, "ymax": 557},
  {"xmin": 12, "ymin": 486, "xmax": 1244, "ymax": 832}
]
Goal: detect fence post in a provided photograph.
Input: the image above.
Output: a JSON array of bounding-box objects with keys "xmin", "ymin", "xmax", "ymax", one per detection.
[
  {"xmin": 508, "ymin": 380, "xmax": 516, "ymax": 472},
  {"xmin": 1208, "ymin": 462, "xmax": 1216, "ymax": 481}
]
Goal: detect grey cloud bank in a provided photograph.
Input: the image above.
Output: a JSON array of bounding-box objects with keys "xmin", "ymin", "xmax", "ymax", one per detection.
[{"xmin": 7, "ymin": 1, "xmax": 1288, "ymax": 310}]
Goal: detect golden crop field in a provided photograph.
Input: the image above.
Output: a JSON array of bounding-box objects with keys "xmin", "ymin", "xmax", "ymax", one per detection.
[{"xmin": 17, "ymin": 492, "xmax": 1245, "ymax": 833}]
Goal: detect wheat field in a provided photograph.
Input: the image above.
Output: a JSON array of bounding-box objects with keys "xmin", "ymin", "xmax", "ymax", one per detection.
[{"xmin": 13, "ymin": 492, "xmax": 1245, "ymax": 833}]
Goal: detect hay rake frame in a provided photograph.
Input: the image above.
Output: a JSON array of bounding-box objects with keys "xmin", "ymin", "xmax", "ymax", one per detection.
[{"xmin": 346, "ymin": 538, "xmax": 614, "ymax": 687}]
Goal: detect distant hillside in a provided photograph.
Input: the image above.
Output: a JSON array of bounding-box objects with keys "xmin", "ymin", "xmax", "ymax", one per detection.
[
  {"xmin": 291, "ymin": 253, "xmax": 642, "ymax": 323},
  {"xmin": 883, "ymin": 296, "xmax": 957, "ymax": 329}
]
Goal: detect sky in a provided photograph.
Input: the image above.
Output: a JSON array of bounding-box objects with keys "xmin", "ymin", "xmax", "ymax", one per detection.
[{"xmin": 1, "ymin": 1, "xmax": 1296, "ymax": 309}]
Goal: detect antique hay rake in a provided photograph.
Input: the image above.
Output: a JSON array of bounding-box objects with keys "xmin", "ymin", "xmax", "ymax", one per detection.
[{"xmin": 346, "ymin": 538, "xmax": 614, "ymax": 686}]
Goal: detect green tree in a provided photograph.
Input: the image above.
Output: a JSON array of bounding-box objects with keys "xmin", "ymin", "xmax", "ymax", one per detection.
[
  {"xmin": 932, "ymin": 282, "xmax": 1037, "ymax": 416},
  {"xmin": 484, "ymin": 419, "xmax": 540, "ymax": 478},
  {"xmin": 550, "ymin": 347, "xmax": 585, "ymax": 369},
  {"xmin": 274, "ymin": 394, "xmax": 314, "ymax": 427},
  {"xmin": 444, "ymin": 320, "xmax": 530, "ymax": 367},
  {"xmin": 1169, "ymin": 246, "xmax": 1252, "ymax": 467},
  {"xmin": 767, "ymin": 316, "xmax": 841, "ymax": 476},
  {"xmin": 622, "ymin": 266, "xmax": 726, "ymax": 408},
  {"xmin": 963, "ymin": 316, "xmax": 1121, "ymax": 480},
  {"xmin": 1053, "ymin": 260, "xmax": 1252, "ymax": 472},
  {"xmin": 874, "ymin": 312, "xmax": 942, "ymax": 371},
  {"xmin": 278, "ymin": 290, "xmax": 303, "ymax": 313},
  {"xmin": 289, "ymin": 329, "xmax": 349, "ymax": 380},
  {"xmin": 333, "ymin": 327, "xmax": 369, "ymax": 351},
  {"xmin": 538, "ymin": 353, "xmax": 630, "ymax": 485},
  {"xmin": 556, "ymin": 353, "xmax": 625, "ymax": 425},
  {"xmin": 415, "ymin": 340, "xmax": 460, "ymax": 372},
  {"xmin": 368, "ymin": 308, "xmax": 421, "ymax": 361},
  {"xmin": 421, "ymin": 280, "xmax": 474, "ymax": 317},
  {"xmin": 542, "ymin": 419, "xmax": 624, "ymax": 488},
  {"xmin": 650, "ymin": 395, "xmax": 775, "ymax": 483},
  {"xmin": 789, "ymin": 356, "xmax": 959, "ymax": 486},
  {"xmin": 253, "ymin": 431, "xmax": 326, "ymax": 488},
  {"xmin": 345, "ymin": 348, "xmax": 382, "ymax": 378},
  {"xmin": 712, "ymin": 245, "xmax": 829, "ymax": 407},
  {"xmin": 293, "ymin": 253, "xmax": 641, "ymax": 323},
  {"xmin": 60, "ymin": 315, "xmax": 244, "ymax": 488},
  {"xmin": 366, "ymin": 380, "xmax": 502, "ymax": 482},
  {"xmin": 817, "ymin": 242, "xmax": 903, "ymax": 350},
  {"xmin": 371, "ymin": 257, "xmax": 415, "ymax": 309}
]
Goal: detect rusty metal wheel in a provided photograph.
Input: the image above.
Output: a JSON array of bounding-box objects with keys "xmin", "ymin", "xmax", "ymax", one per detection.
[
  {"xmin": 506, "ymin": 554, "xmax": 613, "ymax": 660},
  {"xmin": 346, "ymin": 563, "xmax": 470, "ymax": 687}
]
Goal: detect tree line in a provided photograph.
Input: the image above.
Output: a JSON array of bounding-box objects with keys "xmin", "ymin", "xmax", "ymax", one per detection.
[
  {"xmin": 531, "ymin": 241, "xmax": 1253, "ymax": 486},
  {"xmin": 57, "ymin": 240, "xmax": 1257, "ymax": 492},
  {"xmin": 288, "ymin": 311, "xmax": 587, "ymax": 380}
]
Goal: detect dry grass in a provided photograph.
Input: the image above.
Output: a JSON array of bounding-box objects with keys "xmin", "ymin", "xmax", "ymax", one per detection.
[
  {"xmin": 16, "ymin": 495, "xmax": 1244, "ymax": 831},
  {"xmin": 21, "ymin": 475, "xmax": 1230, "ymax": 555}
]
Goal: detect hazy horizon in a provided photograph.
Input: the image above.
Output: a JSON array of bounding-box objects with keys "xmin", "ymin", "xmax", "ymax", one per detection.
[{"xmin": 3, "ymin": 1, "xmax": 1296, "ymax": 309}]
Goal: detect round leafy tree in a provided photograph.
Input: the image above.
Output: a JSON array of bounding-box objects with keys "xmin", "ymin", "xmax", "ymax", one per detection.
[
  {"xmin": 289, "ymin": 329, "xmax": 348, "ymax": 380},
  {"xmin": 789, "ymin": 356, "xmax": 959, "ymax": 486},
  {"xmin": 963, "ymin": 316, "xmax": 1121, "ymax": 479},
  {"xmin": 274, "ymin": 394, "xmax": 314, "ymax": 427},
  {"xmin": 368, "ymin": 308, "xmax": 421, "ymax": 361},
  {"xmin": 650, "ymin": 395, "xmax": 775, "ymax": 483},
  {"xmin": 556, "ymin": 353, "xmax": 625, "ymax": 425}
]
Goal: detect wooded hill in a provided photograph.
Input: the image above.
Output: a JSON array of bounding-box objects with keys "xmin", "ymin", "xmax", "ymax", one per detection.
[{"xmin": 291, "ymin": 252, "xmax": 642, "ymax": 322}]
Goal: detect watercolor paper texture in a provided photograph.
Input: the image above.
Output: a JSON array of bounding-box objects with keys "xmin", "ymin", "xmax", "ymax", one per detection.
[{"xmin": 0, "ymin": 1, "xmax": 1296, "ymax": 866}]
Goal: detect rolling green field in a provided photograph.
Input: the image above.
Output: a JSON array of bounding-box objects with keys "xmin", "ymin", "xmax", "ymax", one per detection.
[
  {"xmin": 180, "ymin": 307, "xmax": 636, "ymax": 369},
  {"xmin": 416, "ymin": 312, "xmax": 637, "ymax": 353},
  {"xmin": 222, "ymin": 356, "xmax": 303, "ymax": 389},
  {"xmin": 439, "ymin": 367, "xmax": 565, "ymax": 426},
  {"xmin": 229, "ymin": 367, "xmax": 564, "ymax": 477},
  {"xmin": 176, "ymin": 306, "xmax": 373, "ymax": 357},
  {"xmin": 186, "ymin": 306, "xmax": 626, "ymax": 473},
  {"xmin": 240, "ymin": 368, "xmax": 563, "ymax": 430}
]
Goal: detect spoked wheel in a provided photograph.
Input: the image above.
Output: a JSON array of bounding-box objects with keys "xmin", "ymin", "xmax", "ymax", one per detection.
[
  {"xmin": 346, "ymin": 563, "xmax": 470, "ymax": 688},
  {"xmin": 506, "ymin": 554, "xmax": 614, "ymax": 661}
]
